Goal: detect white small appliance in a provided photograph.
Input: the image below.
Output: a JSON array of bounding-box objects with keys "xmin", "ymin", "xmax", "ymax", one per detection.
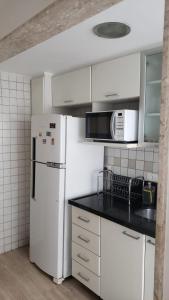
[
  {"xmin": 85, "ymin": 109, "xmax": 138, "ymax": 142},
  {"xmin": 30, "ymin": 114, "xmax": 103, "ymax": 284}
]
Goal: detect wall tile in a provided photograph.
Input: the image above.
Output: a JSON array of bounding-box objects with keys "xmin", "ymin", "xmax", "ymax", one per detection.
[
  {"xmin": 136, "ymin": 160, "xmax": 144, "ymax": 171},
  {"xmin": 105, "ymin": 146, "xmax": 159, "ymax": 182},
  {"xmin": 129, "ymin": 150, "xmax": 137, "ymax": 159},
  {"xmin": 0, "ymin": 71, "xmax": 31, "ymax": 254},
  {"xmin": 121, "ymin": 158, "xmax": 128, "ymax": 168},
  {"xmin": 120, "ymin": 167, "xmax": 128, "ymax": 176},
  {"xmin": 136, "ymin": 150, "xmax": 145, "ymax": 160},
  {"xmin": 114, "ymin": 157, "xmax": 121, "ymax": 167},
  {"xmin": 121, "ymin": 149, "xmax": 128, "ymax": 158},
  {"xmin": 128, "ymin": 169, "xmax": 136, "ymax": 177},
  {"xmin": 145, "ymin": 151, "xmax": 154, "ymax": 162},
  {"xmin": 153, "ymin": 162, "xmax": 159, "ymax": 174},
  {"xmin": 128, "ymin": 159, "xmax": 136, "ymax": 169},
  {"xmin": 144, "ymin": 161, "xmax": 153, "ymax": 172}
]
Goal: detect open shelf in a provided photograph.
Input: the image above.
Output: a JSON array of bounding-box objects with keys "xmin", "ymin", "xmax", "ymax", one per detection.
[
  {"xmin": 81, "ymin": 140, "xmax": 159, "ymax": 148},
  {"xmin": 81, "ymin": 139, "xmax": 139, "ymax": 149}
]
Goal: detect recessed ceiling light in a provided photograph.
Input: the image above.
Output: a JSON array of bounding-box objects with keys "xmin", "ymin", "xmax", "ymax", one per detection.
[{"xmin": 93, "ymin": 22, "xmax": 131, "ymax": 39}]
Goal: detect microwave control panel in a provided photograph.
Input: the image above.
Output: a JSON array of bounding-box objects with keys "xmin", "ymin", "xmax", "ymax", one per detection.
[{"xmin": 114, "ymin": 112, "xmax": 124, "ymax": 140}]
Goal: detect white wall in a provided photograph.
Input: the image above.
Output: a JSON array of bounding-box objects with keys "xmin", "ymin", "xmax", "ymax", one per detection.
[{"xmin": 0, "ymin": 71, "xmax": 31, "ymax": 253}]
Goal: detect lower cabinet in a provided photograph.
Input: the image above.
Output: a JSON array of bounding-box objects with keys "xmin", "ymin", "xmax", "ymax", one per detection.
[
  {"xmin": 144, "ymin": 237, "xmax": 155, "ymax": 300},
  {"xmin": 71, "ymin": 207, "xmax": 155, "ymax": 300},
  {"xmin": 101, "ymin": 218, "xmax": 145, "ymax": 300}
]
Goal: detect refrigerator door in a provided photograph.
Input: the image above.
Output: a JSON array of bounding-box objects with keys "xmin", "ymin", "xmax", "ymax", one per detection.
[
  {"xmin": 30, "ymin": 162, "xmax": 65, "ymax": 279},
  {"xmin": 31, "ymin": 114, "xmax": 66, "ymax": 164}
]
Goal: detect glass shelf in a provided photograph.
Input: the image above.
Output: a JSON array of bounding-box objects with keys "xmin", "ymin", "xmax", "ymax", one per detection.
[
  {"xmin": 147, "ymin": 80, "xmax": 161, "ymax": 85},
  {"xmin": 146, "ymin": 52, "xmax": 162, "ymax": 82},
  {"xmin": 144, "ymin": 52, "xmax": 162, "ymax": 143},
  {"xmin": 144, "ymin": 115, "xmax": 160, "ymax": 143},
  {"xmin": 146, "ymin": 112, "xmax": 160, "ymax": 117}
]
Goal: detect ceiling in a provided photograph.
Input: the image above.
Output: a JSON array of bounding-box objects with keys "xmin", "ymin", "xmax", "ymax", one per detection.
[
  {"xmin": 0, "ymin": 0, "xmax": 165, "ymax": 77},
  {"xmin": 0, "ymin": 0, "xmax": 55, "ymax": 39}
]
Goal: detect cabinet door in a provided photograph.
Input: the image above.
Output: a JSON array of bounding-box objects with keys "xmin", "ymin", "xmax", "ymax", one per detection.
[
  {"xmin": 144, "ymin": 237, "xmax": 155, "ymax": 300},
  {"xmin": 92, "ymin": 53, "xmax": 140, "ymax": 102},
  {"xmin": 143, "ymin": 52, "xmax": 162, "ymax": 143},
  {"xmin": 101, "ymin": 219, "xmax": 145, "ymax": 300},
  {"xmin": 52, "ymin": 66, "xmax": 91, "ymax": 106}
]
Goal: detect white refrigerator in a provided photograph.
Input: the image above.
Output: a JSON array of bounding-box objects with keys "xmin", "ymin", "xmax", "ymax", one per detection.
[{"xmin": 30, "ymin": 114, "xmax": 104, "ymax": 283}]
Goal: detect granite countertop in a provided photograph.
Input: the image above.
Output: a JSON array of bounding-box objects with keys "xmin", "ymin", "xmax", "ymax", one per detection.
[{"xmin": 68, "ymin": 193, "xmax": 156, "ymax": 238}]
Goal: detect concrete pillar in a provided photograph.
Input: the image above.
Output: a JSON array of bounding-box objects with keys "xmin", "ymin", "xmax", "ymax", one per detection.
[{"xmin": 154, "ymin": 0, "xmax": 169, "ymax": 299}]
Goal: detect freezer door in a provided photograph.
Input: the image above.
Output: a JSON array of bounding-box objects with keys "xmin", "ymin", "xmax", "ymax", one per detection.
[
  {"xmin": 30, "ymin": 162, "xmax": 65, "ymax": 278},
  {"xmin": 31, "ymin": 114, "xmax": 66, "ymax": 163}
]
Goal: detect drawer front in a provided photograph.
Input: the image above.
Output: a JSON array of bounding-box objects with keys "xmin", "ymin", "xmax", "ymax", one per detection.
[
  {"xmin": 72, "ymin": 242, "xmax": 100, "ymax": 276},
  {"xmin": 72, "ymin": 260, "xmax": 100, "ymax": 296},
  {"xmin": 72, "ymin": 224, "xmax": 100, "ymax": 256},
  {"xmin": 72, "ymin": 207, "xmax": 100, "ymax": 235}
]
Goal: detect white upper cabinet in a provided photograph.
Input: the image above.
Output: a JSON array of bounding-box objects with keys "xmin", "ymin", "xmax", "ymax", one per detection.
[
  {"xmin": 52, "ymin": 66, "xmax": 91, "ymax": 107},
  {"xmin": 92, "ymin": 53, "xmax": 141, "ymax": 102}
]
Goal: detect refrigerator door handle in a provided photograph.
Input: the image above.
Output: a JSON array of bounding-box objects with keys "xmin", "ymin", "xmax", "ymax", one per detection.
[
  {"xmin": 32, "ymin": 161, "xmax": 36, "ymax": 200},
  {"xmin": 46, "ymin": 162, "xmax": 66, "ymax": 169}
]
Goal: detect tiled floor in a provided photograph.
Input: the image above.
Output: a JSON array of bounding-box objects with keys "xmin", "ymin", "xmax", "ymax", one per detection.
[{"xmin": 0, "ymin": 247, "xmax": 99, "ymax": 300}]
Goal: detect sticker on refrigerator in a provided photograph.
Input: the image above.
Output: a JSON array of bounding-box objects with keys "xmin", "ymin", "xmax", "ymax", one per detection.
[
  {"xmin": 39, "ymin": 132, "xmax": 42, "ymax": 137},
  {"xmin": 46, "ymin": 131, "xmax": 51, "ymax": 137},
  {"xmin": 51, "ymin": 138, "xmax": 55, "ymax": 145},
  {"xmin": 42, "ymin": 139, "xmax": 46, "ymax": 144},
  {"xmin": 50, "ymin": 123, "xmax": 56, "ymax": 129}
]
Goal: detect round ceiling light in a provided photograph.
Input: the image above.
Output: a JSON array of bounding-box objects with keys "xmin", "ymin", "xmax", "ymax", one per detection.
[{"xmin": 93, "ymin": 22, "xmax": 131, "ymax": 39}]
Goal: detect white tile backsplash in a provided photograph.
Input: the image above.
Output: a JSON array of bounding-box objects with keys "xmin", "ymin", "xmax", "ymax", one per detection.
[
  {"xmin": 0, "ymin": 71, "xmax": 31, "ymax": 253},
  {"xmin": 105, "ymin": 147, "xmax": 159, "ymax": 182},
  {"xmin": 136, "ymin": 150, "xmax": 145, "ymax": 161}
]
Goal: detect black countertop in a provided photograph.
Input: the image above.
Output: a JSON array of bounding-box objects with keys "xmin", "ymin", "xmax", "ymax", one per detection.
[{"xmin": 68, "ymin": 193, "xmax": 156, "ymax": 238}]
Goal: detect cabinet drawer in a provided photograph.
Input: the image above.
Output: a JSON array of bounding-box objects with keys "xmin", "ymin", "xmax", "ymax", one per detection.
[
  {"xmin": 72, "ymin": 242, "xmax": 100, "ymax": 276},
  {"xmin": 72, "ymin": 224, "xmax": 100, "ymax": 256},
  {"xmin": 72, "ymin": 207, "xmax": 100, "ymax": 235},
  {"xmin": 72, "ymin": 260, "xmax": 100, "ymax": 296}
]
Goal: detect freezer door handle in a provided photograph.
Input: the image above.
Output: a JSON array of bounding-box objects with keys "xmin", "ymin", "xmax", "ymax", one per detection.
[
  {"xmin": 32, "ymin": 137, "xmax": 36, "ymax": 161},
  {"xmin": 32, "ymin": 161, "xmax": 36, "ymax": 200}
]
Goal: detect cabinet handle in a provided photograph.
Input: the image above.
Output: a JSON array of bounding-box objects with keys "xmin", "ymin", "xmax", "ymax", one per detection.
[
  {"xmin": 147, "ymin": 239, "xmax": 155, "ymax": 246},
  {"xmin": 77, "ymin": 253, "xmax": 90, "ymax": 262},
  {"xmin": 64, "ymin": 100, "xmax": 74, "ymax": 103},
  {"xmin": 78, "ymin": 235, "xmax": 90, "ymax": 243},
  {"xmin": 122, "ymin": 231, "xmax": 140, "ymax": 240},
  {"xmin": 105, "ymin": 93, "xmax": 119, "ymax": 98},
  {"xmin": 78, "ymin": 216, "xmax": 90, "ymax": 223},
  {"xmin": 77, "ymin": 272, "xmax": 90, "ymax": 282}
]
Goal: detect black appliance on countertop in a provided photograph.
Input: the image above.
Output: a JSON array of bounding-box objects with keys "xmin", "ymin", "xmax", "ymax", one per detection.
[{"xmin": 103, "ymin": 171, "xmax": 157, "ymax": 208}]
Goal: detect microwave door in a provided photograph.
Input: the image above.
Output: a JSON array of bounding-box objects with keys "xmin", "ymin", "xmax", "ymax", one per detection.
[{"xmin": 110, "ymin": 113, "xmax": 116, "ymax": 141}]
